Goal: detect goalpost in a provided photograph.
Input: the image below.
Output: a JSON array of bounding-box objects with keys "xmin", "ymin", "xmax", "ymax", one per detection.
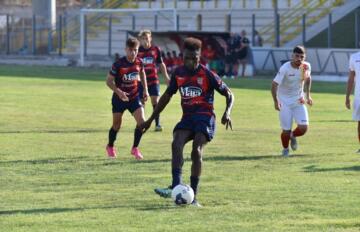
[{"xmin": 79, "ymin": 8, "xmax": 178, "ymax": 66}]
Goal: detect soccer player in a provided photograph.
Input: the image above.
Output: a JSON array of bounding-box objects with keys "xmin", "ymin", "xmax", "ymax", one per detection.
[
  {"xmin": 137, "ymin": 29, "xmax": 170, "ymax": 131},
  {"xmin": 271, "ymin": 45, "xmax": 313, "ymax": 156},
  {"xmin": 345, "ymin": 50, "xmax": 360, "ymax": 153},
  {"xmin": 139, "ymin": 37, "xmax": 234, "ymax": 206},
  {"xmin": 105, "ymin": 38, "xmax": 149, "ymax": 160}
]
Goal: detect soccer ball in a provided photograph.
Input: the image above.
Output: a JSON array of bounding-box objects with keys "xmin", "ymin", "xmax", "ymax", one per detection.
[{"xmin": 171, "ymin": 184, "xmax": 194, "ymax": 205}]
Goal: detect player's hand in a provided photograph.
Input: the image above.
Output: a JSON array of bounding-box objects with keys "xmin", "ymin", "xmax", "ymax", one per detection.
[
  {"xmin": 274, "ymin": 101, "xmax": 280, "ymax": 111},
  {"xmin": 116, "ymin": 89, "xmax": 129, "ymax": 102},
  {"xmin": 221, "ymin": 112, "xmax": 232, "ymax": 131},
  {"xmin": 138, "ymin": 120, "xmax": 152, "ymax": 133},
  {"xmin": 142, "ymin": 90, "xmax": 149, "ymax": 102},
  {"xmin": 306, "ymin": 96, "xmax": 313, "ymax": 106},
  {"xmin": 345, "ymin": 97, "xmax": 351, "ymax": 109}
]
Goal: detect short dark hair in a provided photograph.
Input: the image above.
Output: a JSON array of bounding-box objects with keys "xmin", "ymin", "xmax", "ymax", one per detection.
[
  {"xmin": 126, "ymin": 38, "xmax": 140, "ymax": 48},
  {"xmin": 293, "ymin": 45, "xmax": 306, "ymax": 54},
  {"xmin": 184, "ymin": 37, "xmax": 202, "ymax": 52}
]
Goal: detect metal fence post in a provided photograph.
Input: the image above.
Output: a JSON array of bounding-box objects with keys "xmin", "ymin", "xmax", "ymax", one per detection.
[
  {"xmin": 132, "ymin": 14, "xmax": 136, "ymax": 31},
  {"xmin": 302, "ymin": 14, "xmax": 306, "ymax": 45},
  {"xmin": 355, "ymin": 8, "xmax": 360, "ymax": 48},
  {"xmin": 328, "ymin": 13, "xmax": 332, "ymax": 48},
  {"xmin": 84, "ymin": 14, "xmax": 87, "ymax": 57},
  {"xmin": 6, "ymin": 14, "xmax": 10, "ymax": 55},
  {"xmin": 48, "ymin": 22, "xmax": 53, "ymax": 54},
  {"xmin": 32, "ymin": 14, "xmax": 36, "ymax": 55},
  {"xmin": 176, "ymin": 14, "xmax": 180, "ymax": 31},
  {"xmin": 58, "ymin": 14, "xmax": 62, "ymax": 56},
  {"xmin": 196, "ymin": 14, "xmax": 202, "ymax": 31},
  {"xmin": 252, "ymin": 14, "xmax": 255, "ymax": 46},
  {"xmin": 275, "ymin": 13, "xmax": 280, "ymax": 47},
  {"xmin": 108, "ymin": 14, "xmax": 112, "ymax": 57},
  {"xmin": 154, "ymin": 14, "xmax": 158, "ymax": 31},
  {"xmin": 225, "ymin": 14, "xmax": 231, "ymax": 32}
]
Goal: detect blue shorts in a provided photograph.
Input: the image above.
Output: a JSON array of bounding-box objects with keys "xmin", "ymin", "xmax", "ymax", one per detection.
[
  {"xmin": 138, "ymin": 83, "xmax": 160, "ymax": 98},
  {"xmin": 112, "ymin": 94, "xmax": 142, "ymax": 114},
  {"xmin": 173, "ymin": 114, "xmax": 216, "ymax": 141}
]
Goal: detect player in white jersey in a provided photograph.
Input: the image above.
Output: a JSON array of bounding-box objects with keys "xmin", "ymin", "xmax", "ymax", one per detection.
[
  {"xmin": 271, "ymin": 46, "xmax": 313, "ymax": 156},
  {"xmin": 345, "ymin": 51, "xmax": 360, "ymax": 153}
]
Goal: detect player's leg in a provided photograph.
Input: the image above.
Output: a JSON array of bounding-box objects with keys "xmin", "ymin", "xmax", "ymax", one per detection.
[
  {"xmin": 106, "ymin": 95, "xmax": 125, "ymax": 158},
  {"xmin": 171, "ymin": 129, "xmax": 193, "ymax": 188},
  {"xmin": 154, "ymin": 129, "xmax": 192, "ymax": 198},
  {"xmin": 279, "ymin": 104, "xmax": 293, "ymax": 156},
  {"xmin": 149, "ymin": 84, "xmax": 162, "ymax": 131},
  {"xmin": 130, "ymin": 105, "xmax": 145, "ymax": 160},
  {"xmin": 106, "ymin": 112, "xmax": 123, "ymax": 158},
  {"xmin": 352, "ymin": 99, "xmax": 360, "ymax": 152},
  {"xmin": 190, "ymin": 132, "xmax": 208, "ymax": 206},
  {"xmin": 291, "ymin": 104, "xmax": 309, "ymax": 151}
]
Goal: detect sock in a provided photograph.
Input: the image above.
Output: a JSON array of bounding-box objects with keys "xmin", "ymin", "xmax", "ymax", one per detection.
[
  {"xmin": 292, "ymin": 127, "xmax": 305, "ymax": 137},
  {"xmin": 190, "ymin": 176, "xmax": 199, "ymax": 196},
  {"xmin": 132, "ymin": 128, "xmax": 143, "ymax": 148},
  {"xmin": 171, "ymin": 168, "xmax": 182, "ymax": 188},
  {"xmin": 358, "ymin": 134, "xmax": 360, "ymax": 143},
  {"xmin": 153, "ymin": 104, "xmax": 160, "ymax": 126},
  {"xmin": 281, "ymin": 132, "xmax": 290, "ymax": 149},
  {"xmin": 108, "ymin": 127, "xmax": 118, "ymax": 147}
]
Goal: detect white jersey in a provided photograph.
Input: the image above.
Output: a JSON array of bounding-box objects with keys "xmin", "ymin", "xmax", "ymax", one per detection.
[
  {"xmin": 273, "ymin": 61, "xmax": 311, "ymax": 105},
  {"xmin": 349, "ymin": 51, "xmax": 360, "ymax": 100}
]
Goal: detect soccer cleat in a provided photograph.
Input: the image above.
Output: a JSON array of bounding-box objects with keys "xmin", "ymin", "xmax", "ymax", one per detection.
[
  {"xmin": 290, "ymin": 135, "xmax": 298, "ymax": 151},
  {"xmin": 191, "ymin": 199, "xmax": 202, "ymax": 207},
  {"xmin": 155, "ymin": 125, "xmax": 163, "ymax": 132},
  {"xmin": 154, "ymin": 187, "xmax": 172, "ymax": 198},
  {"xmin": 131, "ymin": 147, "xmax": 143, "ymax": 160},
  {"xmin": 282, "ymin": 148, "xmax": 290, "ymax": 157},
  {"xmin": 106, "ymin": 145, "xmax": 117, "ymax": 158}
]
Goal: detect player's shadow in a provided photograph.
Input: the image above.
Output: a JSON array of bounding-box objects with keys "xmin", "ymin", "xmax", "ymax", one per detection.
[
  {"xmin": 0, "ymin": 205, "xmax": 128, "ymax": 215},
  {"xmin": 0, "ymin": 156, "xmax": 101, "ymax": 165},
  {"xmin": 303, "ymin": 165, "xmax": 360, "ymax": 172},
  {"xmin": 204, "ymin": 154, "xmax": 305, "ymax": 161},
  {"xmin": 0, "ymin": 129, "xmax": 106, "ymax": 134}
]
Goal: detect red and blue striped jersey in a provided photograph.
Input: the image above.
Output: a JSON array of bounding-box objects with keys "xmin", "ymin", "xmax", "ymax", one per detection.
[
  {"xmin": 167, "ymin": 64, "xmax": 228, "ymax": 117},
  {"xmin": 109, "ymin": 56, "xmax": 144, "ymax": 100},
  {"xmin": 137, "ymin": 45, "xmax": 163, "ymax": 86}
]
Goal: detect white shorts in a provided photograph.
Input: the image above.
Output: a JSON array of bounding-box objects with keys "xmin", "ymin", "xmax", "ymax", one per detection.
[
  {"xmin": 352, "ymin": 98, "xmax": 360, "ymax": 121},
  {"xmin": 279, "ymin": 103, "xmax": 309, "ymax": 130}
]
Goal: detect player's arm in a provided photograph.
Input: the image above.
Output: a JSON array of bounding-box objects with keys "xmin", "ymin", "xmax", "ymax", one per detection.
[
  {"xmin": 159, "ymin": 62, "xmax": 170, "ymax": 85},
  {"xmin": 139, "ymin": 69, "xmax": 149, "ymax": 102},
  {"xmin": 138, "ymin": 89, "xmax": 172, "ymax": 133},
  {"xmin": 106, "ymin": 73, "xmax": 129, "ymax": 102},
  {"xmin": 304, "ymin": 75, "xmax": 313, "ymax": 106},
  {"xmin": 346, "ymin": 70, "xmax": 356, "ymax": 109},
  {"xmin": 219, "ymin": 86, "xmax": 234, "ymax": 130},
  {"xmin": 271, "ymin": 81, "xmax": 280, "ymax": 111}
]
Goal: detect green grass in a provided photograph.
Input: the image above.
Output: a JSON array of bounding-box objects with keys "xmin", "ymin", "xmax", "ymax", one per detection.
[{"xmin": 0, "ymin": 65, "xmax": 359, "ymax": 232}]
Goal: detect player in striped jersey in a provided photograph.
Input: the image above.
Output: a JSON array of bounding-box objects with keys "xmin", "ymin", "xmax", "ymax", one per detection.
[
  {"xmin": 137, "ymin": 29, "xmax": 170, "ymax": 131},
  {"xmin": 105, "ymin": 38, "xmax": 149, "ymax": 160},
  {"xmin": 139, "ymin": 37, "xmax": 234, "ymax": 206}
]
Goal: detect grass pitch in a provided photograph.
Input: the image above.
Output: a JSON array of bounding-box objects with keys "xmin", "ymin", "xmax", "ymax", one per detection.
[{"xmin": 0, "ymin": 65, "xmax": 359, "ymax": 232}]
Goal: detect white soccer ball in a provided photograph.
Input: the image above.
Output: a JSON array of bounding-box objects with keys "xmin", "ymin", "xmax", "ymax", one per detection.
[{"xmin": 171, "ymin": 184, "xmax": 194, "ymax": 205}]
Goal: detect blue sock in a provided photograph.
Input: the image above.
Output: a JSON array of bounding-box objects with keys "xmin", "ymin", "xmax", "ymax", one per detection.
[
  {"xmin": 132, "ymin": 128, "xmax": 142, "ymax": 148},
  {"xmin": 171, "ymin": 168, "xmax": 182, "ymax": 188}
]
